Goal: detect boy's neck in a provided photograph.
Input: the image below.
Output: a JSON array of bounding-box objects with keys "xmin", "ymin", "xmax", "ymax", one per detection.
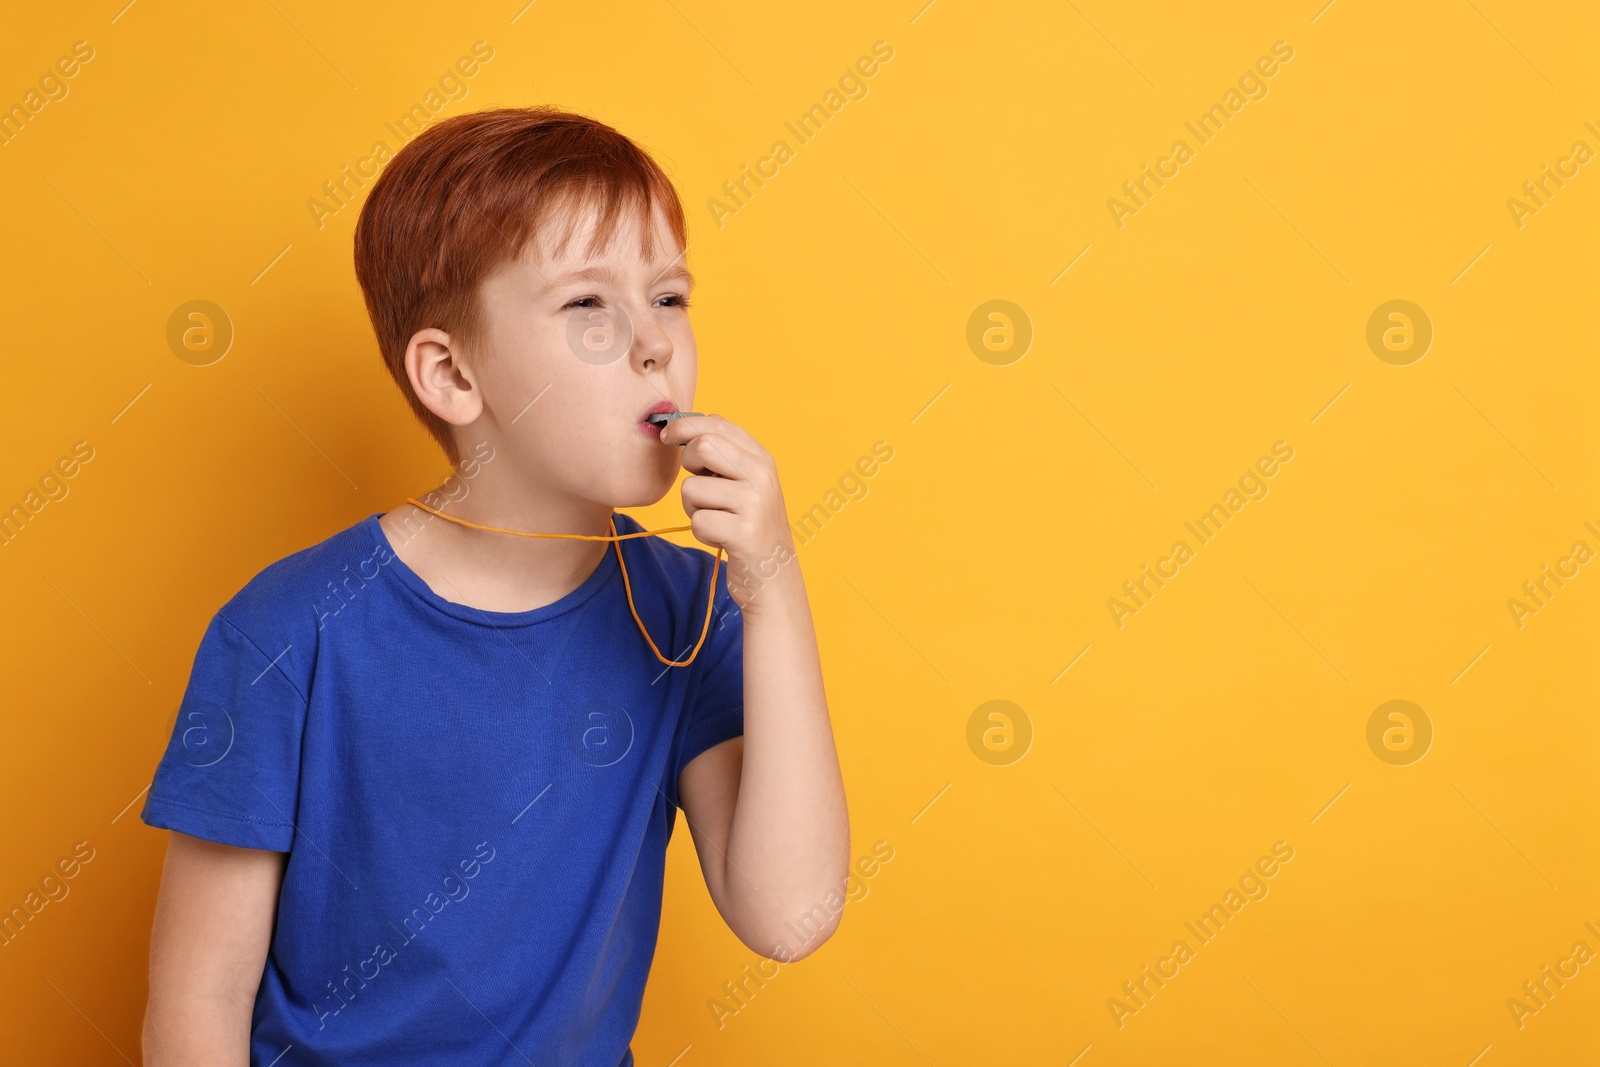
[{"xmin": 382, "ymin": 474, "xmax": 618, "ymax": 615}]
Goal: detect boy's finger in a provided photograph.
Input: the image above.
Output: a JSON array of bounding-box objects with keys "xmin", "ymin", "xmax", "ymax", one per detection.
[
  {"xmin": 679, "ymin": 469, "xmax": 743, "ymax": 516},
  {"xmin": 664, "ymin": 413, "xmax": 762, "ymax": 454},
  {"xmin": 681, "ymin": 434, "xmax": 754, "ymax": 482},
  {"xmin": 660, "ymin": 413, "xmax": 717, "ymax": 441}
]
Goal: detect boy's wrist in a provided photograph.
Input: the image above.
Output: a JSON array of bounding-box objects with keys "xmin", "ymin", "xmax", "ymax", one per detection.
[{"xmin": 731, "ymin": 558, "xmax": 807, "ymax": 617}]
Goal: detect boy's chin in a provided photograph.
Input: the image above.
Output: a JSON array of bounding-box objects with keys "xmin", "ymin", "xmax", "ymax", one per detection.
[{"xmin": 600, "ymin": 468, "xmax": 682, "ymax": 510}]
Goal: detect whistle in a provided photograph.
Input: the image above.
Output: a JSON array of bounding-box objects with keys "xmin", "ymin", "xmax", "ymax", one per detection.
[{"xmin": 645, "ymin": 410, "xmax": 703, "ymax": 428}]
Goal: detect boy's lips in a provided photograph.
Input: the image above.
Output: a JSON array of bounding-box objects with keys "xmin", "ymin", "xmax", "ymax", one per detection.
[{"xmin": 639, "ymin": 400, "xmax": 678, "ymax": 437}]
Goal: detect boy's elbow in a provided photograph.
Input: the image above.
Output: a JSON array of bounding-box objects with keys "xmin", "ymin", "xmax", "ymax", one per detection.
[
  {"xmin": 773, "ymin": 911, "xmax": 843, "ymax": 962},
  {"xmin": 715, "ymin": 841, "xmax": 853, "ymax": 962},
  {"xmin": 727, "ymin": 895, "xmax": 846, "ymax": 963}
]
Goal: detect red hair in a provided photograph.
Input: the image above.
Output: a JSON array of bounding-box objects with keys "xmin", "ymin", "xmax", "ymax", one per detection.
[{"xmin": 353, "ymin": 106, "xmax": 688, "ymax": 464}]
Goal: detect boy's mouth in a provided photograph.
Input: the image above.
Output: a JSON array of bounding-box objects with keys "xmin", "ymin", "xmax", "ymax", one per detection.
[{"xmin": 640, "ymin": 400, "xmax": 679, "ymax": 437}]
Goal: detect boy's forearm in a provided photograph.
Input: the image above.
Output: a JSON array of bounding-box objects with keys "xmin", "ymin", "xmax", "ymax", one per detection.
[
  {"xmin": 144, "ymin": 992, "xmax": 253, "ymax": 1066},
  {"xmin": 721, "ymin": 563, "xmax": 850, "ymax": 953}
]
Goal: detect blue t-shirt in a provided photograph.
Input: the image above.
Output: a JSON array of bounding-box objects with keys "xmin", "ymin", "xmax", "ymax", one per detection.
[{"xmin": 141, "ymin": 509, "xmax": 744, "ymax": 1067}]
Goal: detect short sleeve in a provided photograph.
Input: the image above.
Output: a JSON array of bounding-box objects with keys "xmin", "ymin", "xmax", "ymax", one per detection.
[
  {"xmin": 140, "ymin": 611, "xmax": 309, "ymax": 851},
  {"xmin": 668, "ymin": 570, "xmax": 745, "ymax": 805}
]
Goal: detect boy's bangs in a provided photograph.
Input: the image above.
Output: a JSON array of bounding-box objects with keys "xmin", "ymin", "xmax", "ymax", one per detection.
[{"xmin": 534, "ymin": 178, "xmax": 671, "ymax": 266}]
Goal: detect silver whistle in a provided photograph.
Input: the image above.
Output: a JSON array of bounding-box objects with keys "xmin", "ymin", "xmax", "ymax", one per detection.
[{"xmin": 645, "ymin": 410, "xmax": 703, "ymax": 428}]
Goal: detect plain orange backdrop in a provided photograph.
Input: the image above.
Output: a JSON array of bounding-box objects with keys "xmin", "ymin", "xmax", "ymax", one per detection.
[{"xmin": 1, "ymin": 1, "xmax": 1596, "ymax": 1063}]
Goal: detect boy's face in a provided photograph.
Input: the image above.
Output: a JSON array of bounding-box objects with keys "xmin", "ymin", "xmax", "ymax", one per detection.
[{"xmin": 465, "ymin": 200, "xmax": 696, "ymax": 507}]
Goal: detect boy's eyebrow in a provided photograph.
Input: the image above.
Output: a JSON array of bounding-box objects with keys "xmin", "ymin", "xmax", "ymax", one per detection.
[
  {"xmin": 549, "ymin": 263, "xmax": 695, "ymax": 291},
  {"xmin": 652, "ymin": 264, "xmax": 696, "ymax": 291}
]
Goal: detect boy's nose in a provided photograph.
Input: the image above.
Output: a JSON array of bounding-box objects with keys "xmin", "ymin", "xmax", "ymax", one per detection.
[{"xmin": 632, "ymin": 310, "xmax": 675, "ymax": 369}]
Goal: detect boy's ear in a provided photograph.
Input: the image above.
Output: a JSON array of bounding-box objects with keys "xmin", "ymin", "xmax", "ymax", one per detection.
[{"xmin": 404, "ymin": 327, "xmax": 482, "ymax": 428}]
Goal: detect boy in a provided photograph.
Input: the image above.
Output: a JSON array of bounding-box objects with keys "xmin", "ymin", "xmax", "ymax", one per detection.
[{"xmin": 140, "ymin": 106, "xmax": 848, "ymax": 1066}]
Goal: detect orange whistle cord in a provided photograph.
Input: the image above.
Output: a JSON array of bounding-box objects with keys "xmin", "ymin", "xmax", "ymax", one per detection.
[{"xmin": 401, "ymin": 496, "xmax": 723, "ymax": 668}]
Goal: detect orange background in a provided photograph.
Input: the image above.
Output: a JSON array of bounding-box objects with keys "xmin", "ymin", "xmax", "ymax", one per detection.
[{"xmin": 1, "ymin": 1, "xmax": 1595, "ymax": 1063}]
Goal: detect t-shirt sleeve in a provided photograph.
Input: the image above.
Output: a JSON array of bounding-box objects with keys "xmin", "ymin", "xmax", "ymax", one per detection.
[
  {"xmin": 140, "ymin": 611, "xmax": 309, "ymax": 852},
  {"xmin": 669, "ymin": 567, "xmax": 745, "ymax": 804}
]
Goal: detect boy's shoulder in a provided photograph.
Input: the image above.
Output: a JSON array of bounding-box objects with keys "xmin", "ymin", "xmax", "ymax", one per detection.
[{"xmin": 213, "ymin": 512, "xmax": 379, "ymax": 645}]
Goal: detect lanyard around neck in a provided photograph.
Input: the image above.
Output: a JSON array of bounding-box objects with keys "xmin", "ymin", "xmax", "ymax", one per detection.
[{"xmin": 402, "ymin": 496, "xmax": 723, "ymax": 668}]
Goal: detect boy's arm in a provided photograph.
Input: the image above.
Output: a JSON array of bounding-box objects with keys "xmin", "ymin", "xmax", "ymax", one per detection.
[
  {"xmin": 144, "ymin": 832, "xmax": 285, "ymax": 1066},
  {"xmin": 669, "ymin": 415, "xmax": 850, "ymax": 961}
]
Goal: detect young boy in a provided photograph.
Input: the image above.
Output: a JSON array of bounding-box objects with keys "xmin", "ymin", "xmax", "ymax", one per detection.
[{"xmin": 140, "ymin": 106, "xmax": 848, "ymax": 1066}]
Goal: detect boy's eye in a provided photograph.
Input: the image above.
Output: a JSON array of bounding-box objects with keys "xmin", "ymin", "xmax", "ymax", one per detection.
[{"xmin": 564, "ymin": 295, "xmax": 688, "ymax": 309}]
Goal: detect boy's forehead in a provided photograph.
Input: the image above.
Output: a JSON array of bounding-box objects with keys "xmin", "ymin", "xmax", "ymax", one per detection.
[{"xmin": 522, "ymin": 204, "xmax": 688, "ymax": 288}]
